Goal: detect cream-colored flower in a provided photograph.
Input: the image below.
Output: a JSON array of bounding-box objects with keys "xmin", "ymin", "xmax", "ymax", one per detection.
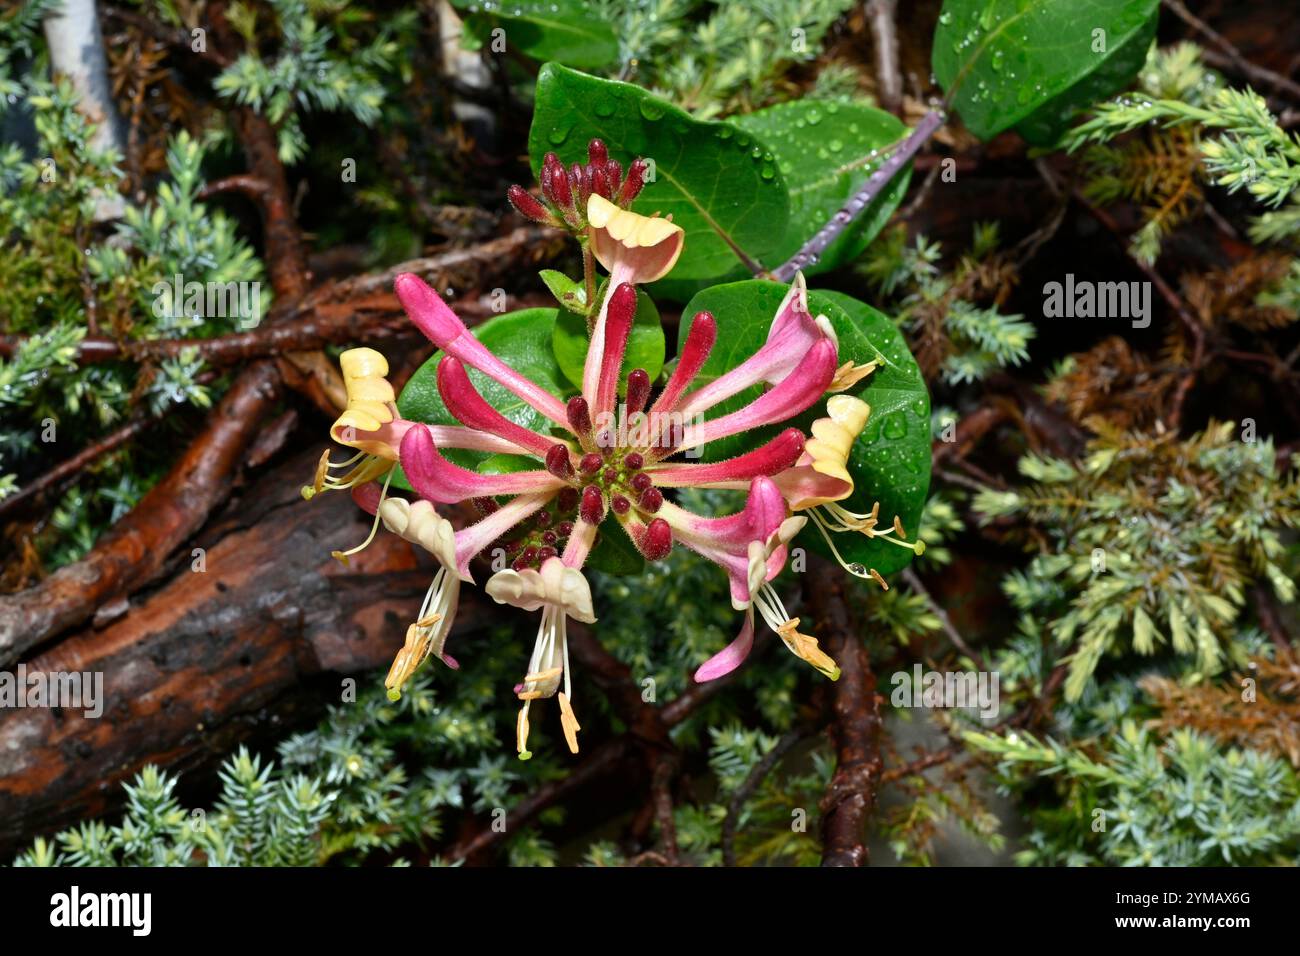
[
  {"xmin": 586, "ymin": 193, "xmax": 685, "ymax": 285},
  {"xmin": 485, "ymin": 557, "xmax": 597, "ymax": 623},
  {"xmin": 330, "ymin": 347, "xmax": 401, "ymax": 459}
]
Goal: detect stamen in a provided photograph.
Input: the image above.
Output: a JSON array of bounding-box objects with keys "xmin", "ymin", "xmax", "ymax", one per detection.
[
  {"xmin": 331, "ymin": 468, "xmax": 395, "ymax": 564},
  {"xmin": 557, "ymin": 692, "xmax": 581, "ymax": 754},
  {"xmin": 517, "ymin": 703, "xmax": 533, "ymax": 760},
  {"xmin": 523, "ymin": 667, "xmax": 564, "ymax": 684}
]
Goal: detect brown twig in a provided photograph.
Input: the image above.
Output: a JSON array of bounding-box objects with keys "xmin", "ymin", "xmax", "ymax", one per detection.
[
  {"xmin": 864, "ymin": 0, "xmax": 903, "ymax": 116},
  {"xmin": 0, "ymin": 361, "xmax": 281, "ymax": 666},
  {"xmin": 1162, "ymin": 0, "xmax": 1300, "ymax": 104},
  {"xmin": 0, "ymin": 416, "xmax": 153, "ymax": 522},
  {"xmin": 806, "ymin": 561, "xmax": 883, "ymax": 866}
]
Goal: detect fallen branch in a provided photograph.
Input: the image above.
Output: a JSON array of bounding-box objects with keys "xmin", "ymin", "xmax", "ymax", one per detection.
[{"xmin": 807, "ymin": 560, "xmax": 883, "ymax": 867}]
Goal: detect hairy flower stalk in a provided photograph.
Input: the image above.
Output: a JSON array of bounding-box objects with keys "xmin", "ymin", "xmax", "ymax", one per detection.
[{"xmin": 307, "ymin": 175, "xmax": 919, "ymax": 755}]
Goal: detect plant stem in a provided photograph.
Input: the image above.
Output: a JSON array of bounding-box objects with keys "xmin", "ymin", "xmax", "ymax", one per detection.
[
  {"xmin": 771, "ymin": 110, "xmax": 945, "ymax": 283},
  {"xmin": 582, "ymin": 242, "xmax": 598, "ymax": 333}
]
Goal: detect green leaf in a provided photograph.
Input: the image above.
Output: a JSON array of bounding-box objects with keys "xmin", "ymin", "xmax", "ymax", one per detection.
[
  {"xmin": 932, "ymin": 0, "xmax": 1159, "ymax": 144},
  {"xmin": 588, "ymin": 517, "xmax": 645, "ymax": 576},
  {"xmin": 678, "ymin": 281, "xmax": 930, "ymax": 577},
  {"xmin": 528, "ymin": 64, "xmax": 790, "ymax": 280},
  {"xmin": 396, "ymin": 308, "xmax": 569, "ymax": 482},
  {"xmin": 539, "ymin": 269, "xmax": 587, "ymax": 314},
  {"xmin": 454, "ymin": 1, "xmax": 618, "ymax": 69},
  {"xmin": 552, "ymin": 286, "xmax": 665, "ymax": 390},
  {"xmin": 732, "ymin": 99, "xmax": 912, "ymax": 274}
]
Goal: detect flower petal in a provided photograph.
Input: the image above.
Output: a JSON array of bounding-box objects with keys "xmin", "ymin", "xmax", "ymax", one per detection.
[
  {"xmin": 582, "ymin": 282, "xmax": 637, "ymax": 422},
  {"xmin": 678, "ymin": 339, "xmax": 837, "ymax": 451},
  {"xmin": 677, "ymin": 274, "xmax": 833, "ymax": 419},
  {"xmin": 694, "ymin": 608, "xmax": 755, "ymax": 682},
  {"xmin": 587, "ymin": 194, "xmax": 684, "ymax": 285},
  {"xmin": 395, "ymin": 273, "xmax": 569, "ymax": 428},
  {"xmin": 647, "ymin": 310, "xmax": 716, "ymax": 421},
  {"xmin": 400, "ymin": 424, "xmax": 565, "ymax": 504},
  {"xmin": 437, "ymin": 356, "xmax": 561, "ymax": 458},
  {"xmin": 647, "ymin": 428, "xmax": 804, "ymax": 487}
]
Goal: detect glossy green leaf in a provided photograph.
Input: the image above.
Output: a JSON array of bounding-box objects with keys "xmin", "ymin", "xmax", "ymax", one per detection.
[
  {"xmin": 932, "ymin": 0, "xmax": 1159, "ymax": 144},
  {"xmin": 588, "ymin": 517, "xmax": 645, "ymax": 576},
  {"xmin": 732, "ymin": 99, "xmax": 912, "ymax": 274},
  {"xmin": 678, "ymin": 280, "xmax": 930, "ymax": 576},
  {"xmin": 552, "ymin": 286, "xmax": 665, "ymax": 390},
  {"xmin": 454, "ymin": 1, "xmax": 618, "ymax": 69},
  {"xmin": 528, "ymin": 64, "xmax": 790, "ymax": 280}
]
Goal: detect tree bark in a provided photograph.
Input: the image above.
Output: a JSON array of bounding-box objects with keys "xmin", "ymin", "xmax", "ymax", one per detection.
[{"xmin": 0, "ymin": 448, "xmax": 494, "ymax": 854}]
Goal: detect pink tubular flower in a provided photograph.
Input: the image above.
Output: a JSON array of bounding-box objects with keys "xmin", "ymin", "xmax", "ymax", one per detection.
[{"xmin": 314, "ymin": 258, "xmax": 889, "ymax": 754}]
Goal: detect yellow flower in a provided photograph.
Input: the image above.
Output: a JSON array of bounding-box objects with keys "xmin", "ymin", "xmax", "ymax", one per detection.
[
  {"xmin": 586, "ymin": 193, "xmax": 685, "ymax": 285},
  {"xmin": 330, "ymin": 347, "xmax": 400, "ymax": 459}
]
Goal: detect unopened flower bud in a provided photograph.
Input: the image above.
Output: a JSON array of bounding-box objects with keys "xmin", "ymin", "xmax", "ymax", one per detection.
[
  {"xmin": 638, "ymin": 486, "xmax": 663, "ymax": 513},
  {"xmin": 545, "ymin": 443, "xmax": 574, "ymax": 480},
  {"xmin": 580, "ymin": 485, "xmax": 605, "ymax": 524},
  {"xmin": 625, "ymin": 369, "xmax": 650, "ymax": 416},
  {"xmin": 641, "ymin": 518, "xmax": 672, "ymax": 560},
  {"xmin": 507, "ymin": 185, "xmax": 552, "ymax": 224},
  {"xmin": 611, "ymin": 494, "xmax": 631, "ymax": 515}
]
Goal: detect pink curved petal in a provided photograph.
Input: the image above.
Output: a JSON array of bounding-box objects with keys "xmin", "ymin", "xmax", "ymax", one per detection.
[
  {"xmin": 694, "ymin": 609, "xmax": 755, "ymax": 682},
  {"xmin": 679, "ymin": 340, "xmax": 837, "ymax": 451},
  {"xmin": 771, "ymin": 464, "xmax": 853, "ymax": 510},
  {"xmin": 586, "ymin": 282, "xmax": 637, "ymax": 422},
  {"xmin": 401, "ymin": 425, "xmax": 565, "ymax": 505},
  {"xmin": 650, "ymin": 311, "xmax": 717, "ymax": 419},
  {"xmin": 395, "ymin": 273, "xmax": 569, "ymax": 428},
  {"xmin": 648, "ymin": 429, "xmax": 803, "ymax": 487},
  {"xmin": 437, "ymin": 356, "xmax": 559, "ymax": 459},
  {"xmin": 677, "ymin": 279, "xmax": 830, "ymax": 418}
]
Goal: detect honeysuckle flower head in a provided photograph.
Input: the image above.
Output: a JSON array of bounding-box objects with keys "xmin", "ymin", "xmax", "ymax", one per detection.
[{"xmin": 309, "ymin": 168, "xmax": 901, "ymax": 755}]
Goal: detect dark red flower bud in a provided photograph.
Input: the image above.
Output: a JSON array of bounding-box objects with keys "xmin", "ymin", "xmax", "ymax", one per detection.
[
  {"xmin": 534, "ymin": 509, "xmax": 552, "ymax": 529},
  {"xmin": 603, "ymin": 467, "xmax": 619, "ymax": 484},
  {"xmin": 542, "ymin": 530, "xmax": 558, "ymax": 545},
  {"xmin": 630, "ymin": 471, "xmax": 652, "ymax": 493},
  {"xmin": 472, "ymin": 496, "xmax": 499, "ymax": 517},
  {"xmin": 569, "ymin": 163, "xmax": 588, "ymax": 204},
  {"xmin": 625, "ymin": 369, "xmax": 650, "ymax": 416},
  {"xmin": 641, "ymin": 518, "xmax": 672, "ymax": 560},
  {"xmin": 606, "ymin": 159, "xmax": 622, "ymax": 193},
  {"xmin": 611, "ymin": 494, "xmax": 631, "ymax": 515},
  {"xmin": 587, "ymin": 139, "xmax": 608, "ymax": 167},
  {"xmin": 623, "ymin": 452, "xmax": 644, "ymax": 471},
  {"xmin": 507, "ymin": 185, "xmax": 551, "ymax": 224},
  {"xmin": 580, "ymin": 485, "xmax": 605, "ymax": 525},
  {"xmin": 567, "ymin": 396, "xmax": 592, "ymax": 436},
  {"xmin": 548, "ymin": 160, "xmax": 572, "ymax": 208},
  {"xmin": 590, "ymin": 163, "xmax": 612, "ymax": 199},
  {"xmin": 536, "ymin": 546, "xmax": 558, "ymax": 563},
  {"xmin": 638, "ymin": 486, "xmax": 663, "ymax": 513},
  {"xmin": 579, "ymin": 452, "xmax": 602, "ymax": 474},
  {"xmin": 619, "ymin": 158, "xmax": 648, "ymax": 205},
  {"xmin": 556, "ymin": 521, "xmax": 574, "ymax": 538},
  {"xmin": 557, "ymin": 487, "xmax": 579, "ymax": 513},
  {"xmin": 545, "ymin": 443, "xmax": 574, "ymax": 480}
]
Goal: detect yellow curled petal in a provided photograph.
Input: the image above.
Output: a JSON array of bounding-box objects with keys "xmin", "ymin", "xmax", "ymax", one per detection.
[{"xmin": 587, "ymin": 194, "xmax": 685, "ymax": 284}]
